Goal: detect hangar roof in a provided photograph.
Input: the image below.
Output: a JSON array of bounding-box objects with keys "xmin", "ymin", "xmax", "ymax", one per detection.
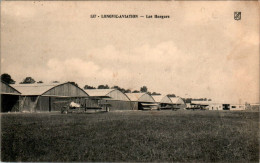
[
  {"xmin": 85, "ymin": 89, "xmax": 130, "ymax": 101},
  {"xmin": 126, "ymin": 93, "xmax": 155, "ymax": 102},
  {"xmin": 12, "ymin": 82, "xmax": 88, "ymax": 97},
  {"xmin": 170, "ymin": 97, "xmax": 185, "ymax": 104}
]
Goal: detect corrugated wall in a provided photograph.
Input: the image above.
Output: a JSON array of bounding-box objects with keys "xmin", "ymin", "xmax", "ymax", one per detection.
[
  {"xmin": 85, "ymin": 99, "xmax": 100, "ymax": 108},
  {"xmin": 37, "ymin": 96, "xmax": 50, "ymax": 112},
  {"xmin": 19, "ymin": 96, "xmax": 87, "ymax": 112},
  {"xmin": 85, "ymin": 99, "xmax": 133, "ymax": 110},
  {"xmin": 130, "ymin": 101, "xmax": 139, "ymax": 110},
  {"xmin": 105, "ymin": 100, "xmax": 132, "ymax": 110}
]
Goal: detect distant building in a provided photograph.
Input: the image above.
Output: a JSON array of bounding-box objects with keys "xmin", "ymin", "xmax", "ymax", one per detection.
[
  {"xmin": 152, "ymin": 95, "xmax": 186, "ymax": 110},
  {"xmin": 152, "ymin": 95, "xmax": 172, "ymax": 109},
  {"xmin": 84, "ymin": 89, "xmax": 132, "ymax": 111},
  {"xmin": 191, "ymin": 100, "xmax": 246, "ymax": 111},
  {"xmin": 219, "ymin": 103, "xmax": 245, "ymax": 111},
  {"xmin": 125, "ymin": 93, "xmax": 157, "ymax": 110},
  {"xmin": 169, "ymin": 97, "xmax": 186, "ymax": 109}
]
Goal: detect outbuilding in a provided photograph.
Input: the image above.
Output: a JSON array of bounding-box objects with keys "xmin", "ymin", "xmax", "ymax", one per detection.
[
  {"xmin": 12, "ymin": 82, "xmax": 89, "ymax": 112},
  {"xmin": 84, "ymin": 89, "xmax": 132, "ymax": 111},
  {"xmin": 125, "ymin": 93, "xmax": 157, "ymax": 110},
  {"xmin": 1, "ymin": 81, "xmax": 21, "ymax": 112}
]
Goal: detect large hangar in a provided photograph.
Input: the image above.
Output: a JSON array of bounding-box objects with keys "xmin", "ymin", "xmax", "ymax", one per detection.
[
  {"xmin": 169, "ymin": 97, "xmax": 186, "ymax": 109},
  {"xmin": 152, "ymin": 95, "xmax": 175, "ymax": 110},
  {"xmin": 1, "ymin": 81, "xmax": 21, "ymax": 112},
  {"xmin": 84, "ymin": 89, "xmax": 132, "ymax": 111},
  {"xmin": 125, "ymin": 93, "xmax": 157, "ymax": 110},
  {"xmin": 12, "ymin": 82, "xmax": 89, "ymax": 112}
]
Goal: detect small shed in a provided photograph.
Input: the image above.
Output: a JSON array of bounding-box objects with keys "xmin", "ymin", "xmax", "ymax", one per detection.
[
  {"xmin": 125, "ymin": 93, "xmax": 157, "ymax": 110},
  {"xmin": 12, "ymin": 82, "xmax": 89, "ymax": 112},
  {"xmin": 84, "ymin": 89, "xmax": 131, "ymax": 111},
  {"xmin": 1, "ymin": 81, "xmax": 21, "ymax": 112}
]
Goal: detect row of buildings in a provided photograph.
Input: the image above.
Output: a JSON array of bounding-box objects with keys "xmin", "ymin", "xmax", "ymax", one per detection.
[
  {"xmin": 1, "ymin": 81, "xmax": 186, "ymax": 112},
  {"xmin": 188, "ymin": 101, "xmax": 246, "ymax": 111}
]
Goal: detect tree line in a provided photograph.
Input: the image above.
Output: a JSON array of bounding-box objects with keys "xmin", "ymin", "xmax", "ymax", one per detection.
[
  {"xmin": 4, "ymin": 73, "xmax": 217, "ymax": 98},
  {"xmin": 2, "ymin": 73, "xmax": 212, "ymax": 101}
]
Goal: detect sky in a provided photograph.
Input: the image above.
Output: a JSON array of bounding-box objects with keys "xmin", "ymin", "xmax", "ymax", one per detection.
[{"xmin": 1, "ymin": 1, "xmax": 259, "ymax": 103}]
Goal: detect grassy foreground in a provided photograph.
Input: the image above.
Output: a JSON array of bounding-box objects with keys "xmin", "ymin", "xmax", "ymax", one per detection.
[{"xmin": 1, "ymin": 110, "xmax": 259, "ymax": 162}]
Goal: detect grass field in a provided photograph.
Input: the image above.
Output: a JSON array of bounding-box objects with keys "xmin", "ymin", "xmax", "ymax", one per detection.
[{"xmin": 1, "ymin": 110, "xmax": 259, "ymax": 162}]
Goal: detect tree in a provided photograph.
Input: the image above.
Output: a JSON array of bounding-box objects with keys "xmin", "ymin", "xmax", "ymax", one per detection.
[
  {"xmin": 68, "ymin": 81, "xmax": 78, "ymax": 87},
  {"xmin": 37, "ymin": 81, "xmax": 43, "ymax": 83},
  {"xmin": 125, "ymin": 89, "xmax": 131, "ymax": 93},
  {"xmin": 132, "ymin": 90, "xmax": 140, "ymax": 93},
  {"xmin": 112, "ymin": 85, "xmax": 121, "ymax": 90},
  {"xmin": 84, "ymin": 85, "xmax": 96, "ymax": 89},
  {"xmin": 111, "ymin": 85, "xmax": 129, "ymax": 93},
  {"xmin": 151, "ymin": 92, "xmax": 161, "ymax": 95},
  {"xmin": 147, "ymin": 92, "xmax": 152, "ymax": 95},
  {"xmin": 167, "ymin": 94, "xmax": 176, "ymax": 97},
  {"xmin": 140, "ymin": 86, "xmax": 148, "ymax": 93},
  {"xmin": 184, "ymin": 98, "xmax": 192, "ymax": 103},
  {"xmin": 20, "ymin": 77, "xmax": 36, "ymax": 84},
  {"xmin": 98, "ymin": 84, "xmax": 109, "ymax": 89},
  {"xmin": 1, "ymin": 73, "xmax": 15, "ymax": 84}
]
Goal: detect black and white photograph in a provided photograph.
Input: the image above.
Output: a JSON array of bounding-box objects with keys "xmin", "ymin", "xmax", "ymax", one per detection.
[{"xmin": 0, "ymin": 1, "xmax": 259, "ymax": 162}]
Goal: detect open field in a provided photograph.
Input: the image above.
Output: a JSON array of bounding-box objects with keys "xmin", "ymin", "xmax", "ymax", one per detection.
[{"xmin": 1, "ymin": 110, "xmax": 259, "ymax": 162}]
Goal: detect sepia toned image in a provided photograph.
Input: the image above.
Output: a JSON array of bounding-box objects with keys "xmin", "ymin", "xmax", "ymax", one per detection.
[{"xmin": 0, "ymin": 1, "xmax": 259, "ymax": 162}]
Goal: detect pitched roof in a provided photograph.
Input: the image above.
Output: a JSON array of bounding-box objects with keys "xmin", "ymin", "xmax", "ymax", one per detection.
[
  {"xmin": 1, "ymin": 81, "xmax": 21, "ymax": 95},
  {"xmin": 125, "ymin": 93, "xmax": 155, "ymax": 102},
  {"xmin": 84, "ymin": 89, "xmax": 130, "ymax": 101},
  {"xmin": 151, "ymin": 95, "xmax": 164, "ymax": 103},
  {"xmin": 169, "ymin": 97, "xmax": 185, "ymax": 104},
  {"xmin": 12, "ymin": 83, "xmax": 60, "ymax": 96},
  {"xmin": 84, "ymin": 89, "xmax": 114, "ymax": 97},
  {"xmin": 125, "ymin": 93, "xmax": 146, "ymax": 101},
  {"xmin": 12, "ymin": 82, "xmax": 89, "ymax": 97}
]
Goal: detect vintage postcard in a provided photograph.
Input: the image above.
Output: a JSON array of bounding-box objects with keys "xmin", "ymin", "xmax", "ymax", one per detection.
[{"xmin": 1, "ymin": 1, "xmax": 259, "ymax": 162}]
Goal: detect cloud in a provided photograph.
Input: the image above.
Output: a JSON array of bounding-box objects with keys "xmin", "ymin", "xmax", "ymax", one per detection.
[
  {"xmin": 46, "ymin": 58, "xmax": 101, "ymax": 79},
  {"xmin": 42, "ymin": 58, "xmax": 133, "ymax": 88}
]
